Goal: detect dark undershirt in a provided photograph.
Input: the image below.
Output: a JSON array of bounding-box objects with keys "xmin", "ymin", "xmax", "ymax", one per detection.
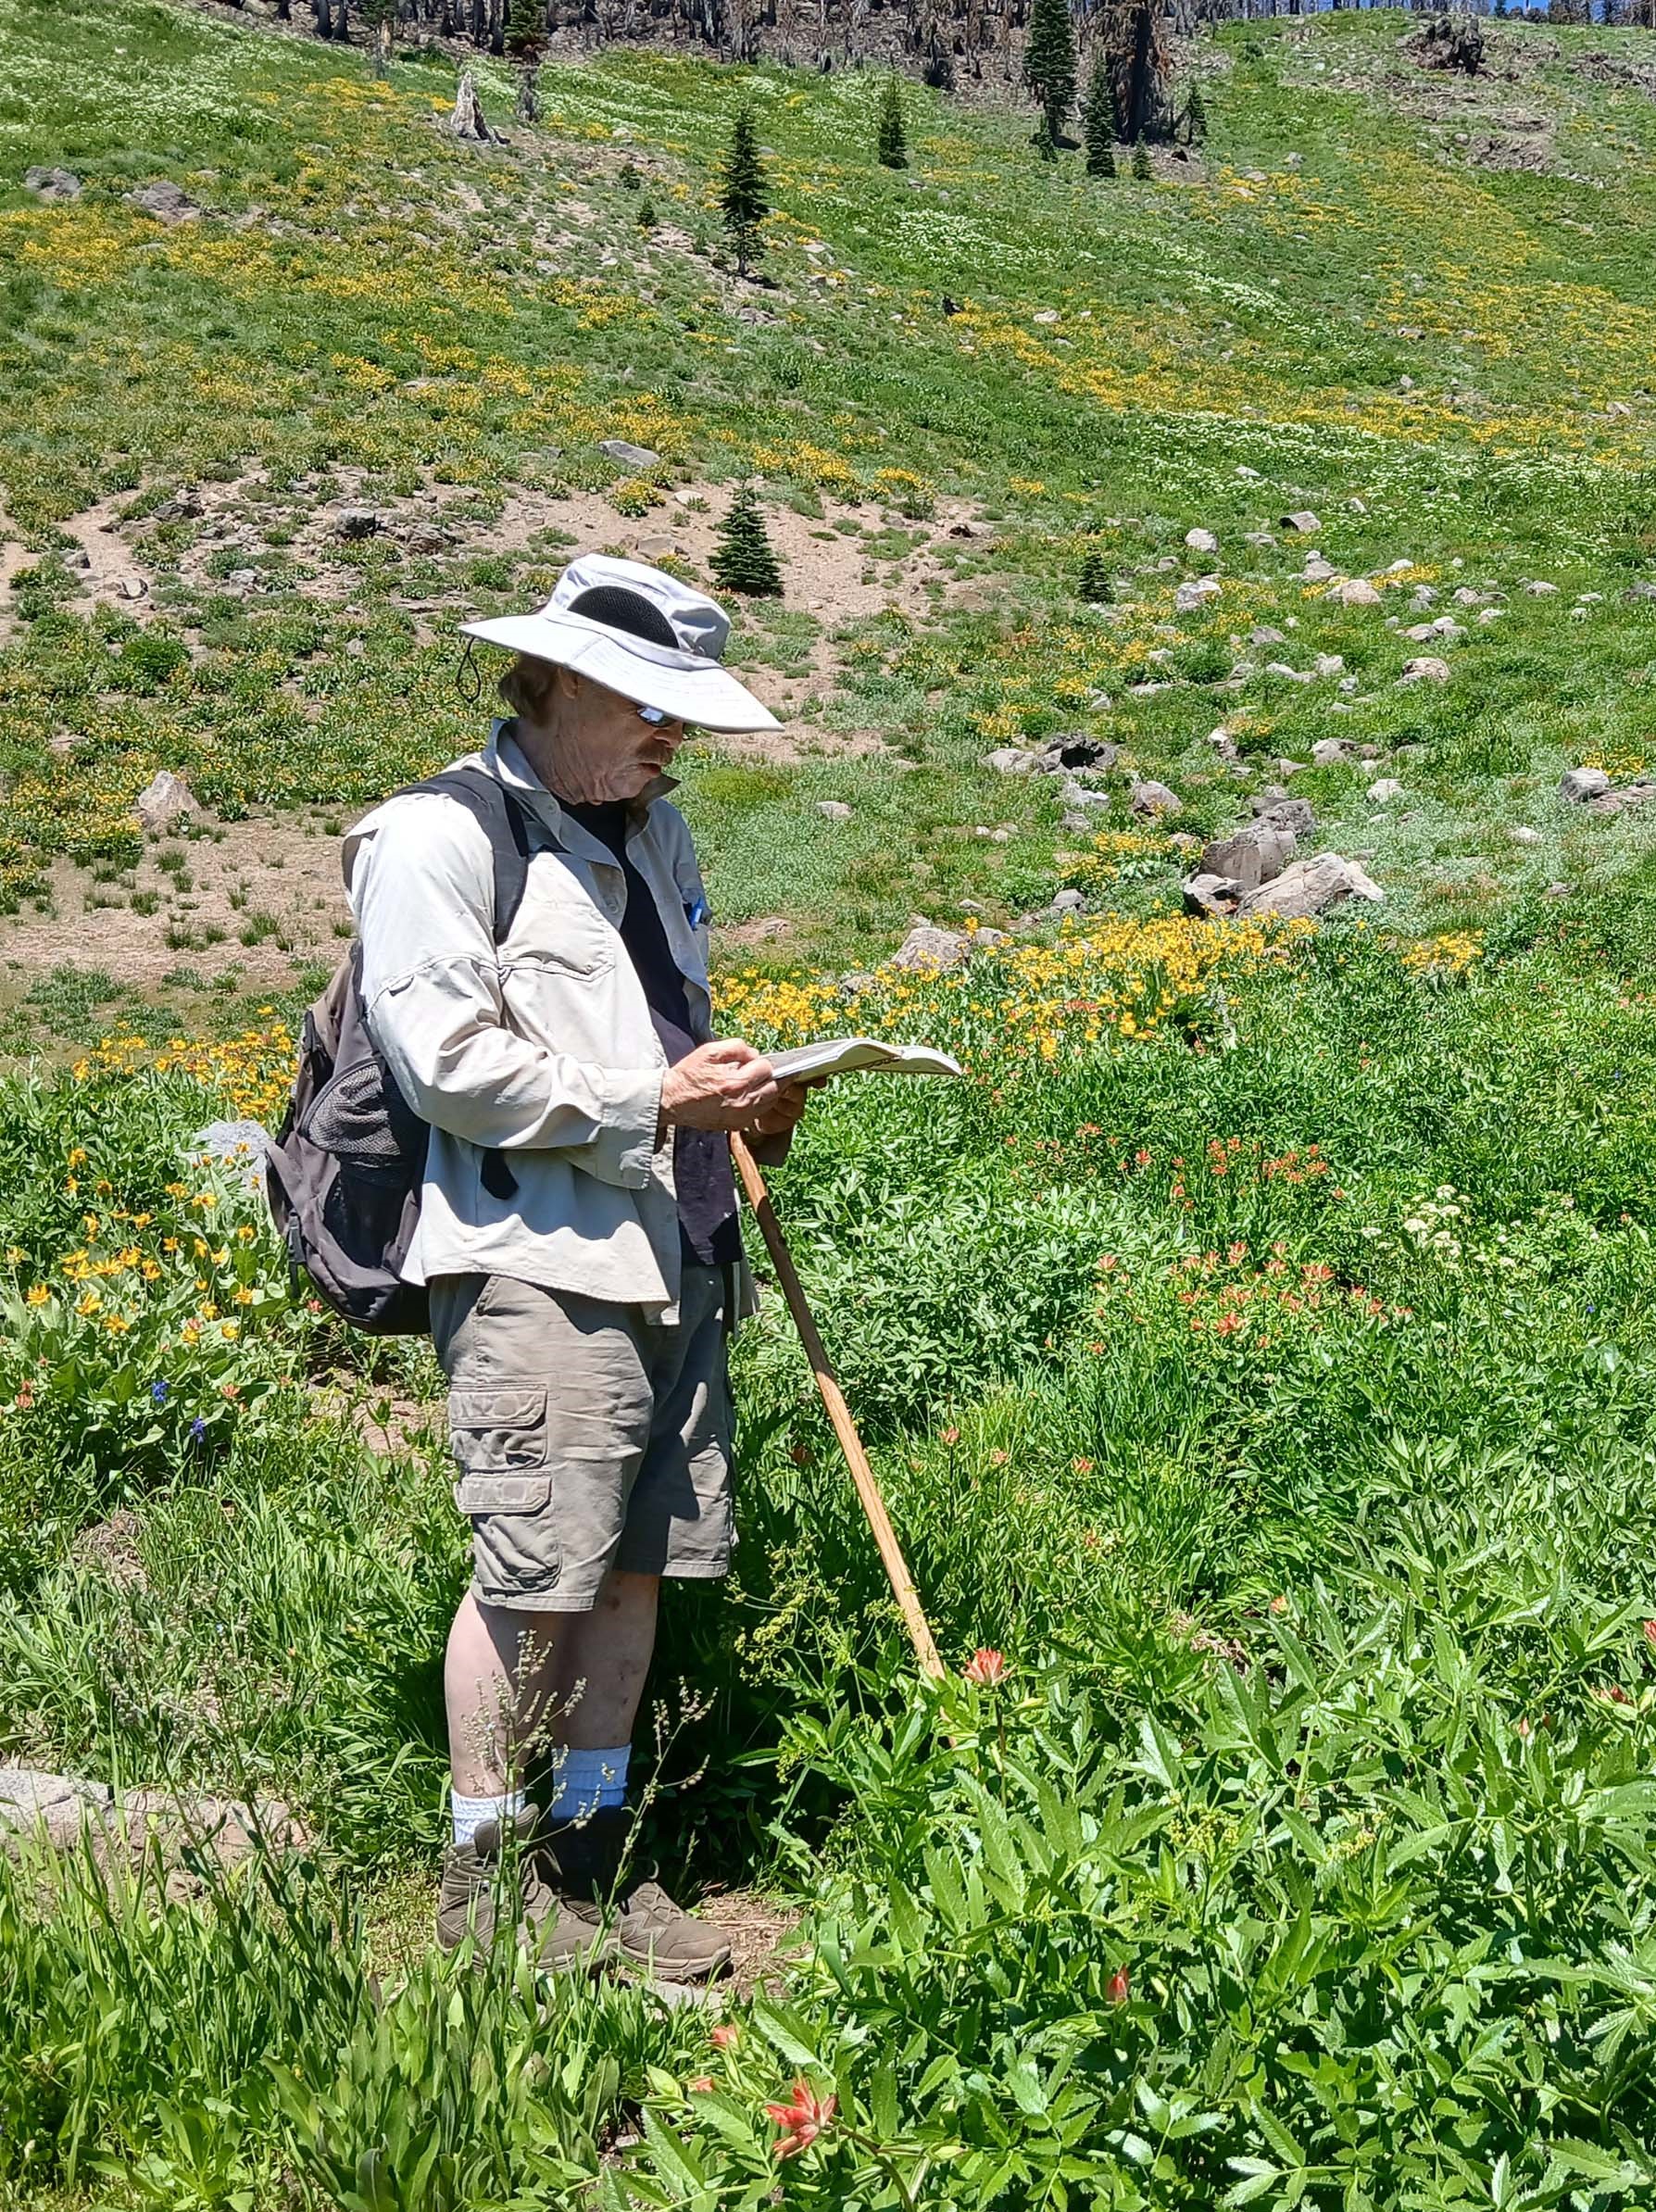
[{"xmin": 563, "ymin": 800, "xmax": 741, "ymax": 1269}]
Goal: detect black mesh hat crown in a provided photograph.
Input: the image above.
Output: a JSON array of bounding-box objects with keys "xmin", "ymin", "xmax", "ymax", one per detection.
[{"xmin": 564, "ymin": 584, "xmax": 684, "ymax": 652}]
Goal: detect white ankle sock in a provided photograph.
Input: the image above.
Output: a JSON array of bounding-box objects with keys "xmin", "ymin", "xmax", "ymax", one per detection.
[
  {"xmin": 452, "ymin": 1786, "xmax": 528, "ymax": 1848},
  {"xmin": 546, "ymin": 1745, "xmax": 630, "ymax": 1820}
]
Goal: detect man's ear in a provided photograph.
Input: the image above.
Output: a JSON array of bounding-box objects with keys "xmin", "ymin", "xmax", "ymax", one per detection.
[{"xmin": 554, "ymin": 665, "xmax": 583, "ymax": 701}]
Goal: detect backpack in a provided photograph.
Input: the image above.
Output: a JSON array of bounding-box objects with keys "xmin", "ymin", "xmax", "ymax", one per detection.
[{"xmin": 266, "ymin": 768, "xmax": 533, "ymax": 1335}]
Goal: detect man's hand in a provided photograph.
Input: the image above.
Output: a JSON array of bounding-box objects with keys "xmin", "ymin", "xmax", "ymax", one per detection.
[
  {"xmin": 660, "ymin": 1039, "xmax": 779, "ymax": 1132},
  {"xmin": 744, "ymin": 1080, "xmax": 814, "ymax": 1139}
]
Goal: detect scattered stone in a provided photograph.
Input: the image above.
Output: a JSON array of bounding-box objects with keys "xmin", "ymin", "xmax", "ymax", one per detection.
[
  {"xmin": 1184, "ymin": 873, "xmax": 1245, "ymax": 918},
  {"xmin": 134, "ymin": 769, "xmax": 198, "ymax": 836},
  {"xmin": 224, "ymin": 568, "xmax": 260, "ymax": 592},
  {"xmin": 1336, "ymin": 578, "xmax": 1382, "ymax": 607},
  {"xmin": 983, "ymin": 747, "xmax": 1035, "ymax": 776},
  {"xmin": 1201, "ymin": 820, "xmax": 1295, "ymax": 892},
  {"xmin": 1559, "ymin": 765, "xmax": 1611, "ymax": 802},
  {"xmin": 1048, "ymin": 887, "xmax": 1085, "ymax": 914},
  {"xmin": 1509, "ymin": 825, "xmax": 1542, "ymax": 845},
  {"xmin": 1185, "ymin": 527, "xmax": 1219, "ymax": 554},
  {"xmin": 1476, "ymin": 608, "xmax": 1504, "ymax": 625},
  {"xmin": 599, "ymin": 438, "xmax": 660, "ymax": 470},
  {"xmin": 1059, "ymin": 779, "xmax": 1112, "ymax": 814},
  {"xmin": 25, "ymin": 166, "xmax": 82, "ymax": 200},
  {"xmin": 1626, "ymin": 582, "xmax": 1656, "ymax": 603},
  {"xmin": 1242, "ymin": 853, "xmax": 1384, "ymax": 919},
  {"xmin": 1128, "ymin": 681, "xmax": 1173, "ymax": 698},
  {"xmin": 1204, "ymin": 724, "xmax": 1239, "ymax": 761},
  {"xmin": 1129, "ymin": 779, "xmax": 1182, "ymax": 817},
  {"xmin": 188, "ymin": 1121, "xmax": 272, "ymax": 1195},
  {"xmin": 1313, "ymin": 653, "xmax": 1346, "ymax": 677},
  {"xmin": 1251, "ymin": 625, "xmax": 1286, "ymax": 647},
  {"xmin": 1523, "ymin": 580, "xmax": 1560, "ymax": 597},
  {"xmin": 1590, "ymin": 781, "xmax": 1656, "ymax": 816},
  {"xmin": 1302, "ymin": 555, "xmax": 1336, "ymax": 584},
  {"xmin": 124, "ymin": 180, "xmax": 199, "ymax": 224},
  {"xmin": 152, "ymin": 491, "xmax": 203, "ymax": 522},
  {"xmin": 1266, "ymin": 661, "xmax": 1313, "ymax": 685},
  {"xmin": 1452, "ymin": 585, "xmax": 1486, "ymax": 607},
  {"xmin": 1399, "ymin": 656, "xmax": 1451, "ymax": 684},
  {"xmin": 892, "ymin": 924, "xmax": 971, "ymax": 972},
  {"xmin": 1545, "ymin": 882, "xmax": 1574, "ymax": 899},
  {"xmin": 1402, "ymin": 622, "xmax": 1440, "ymax": 644},
  {"xmin": 1253, "ymin": 795, "xmax": 1316, "ymax": 836},
  {"xmin": 1175, "ymin": 577, "xmax": 1222, "ymax": 612},
  {"xmin": 1280, "ymin": 509, "xmax": 1322, "ymax": 534},
  {"xmin": 334, "ymin": 508, "xmax": 382, "ymax": 541},
  {"xmin": 1367, "ymin": 778, "xmax": 1403, "ymax": 803},
  {"xmin": 1033, "ymin": 308, "xmax": 1060, "ymax": 325},
  {"xmin": 815, "ymin": 799, "xmax": 853, "ymax": 821},
  {"xmin": 1311, "ymin": 737, "xmax": 1358, "ymax": 768},
  {"xmin": 118, "ymin": 575, "xmax": 147, "ymax": 601}
]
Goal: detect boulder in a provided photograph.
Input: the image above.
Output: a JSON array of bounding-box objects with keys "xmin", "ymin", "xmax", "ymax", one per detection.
[
  {"xmin": 1059, "ymin": 778, "xmax": 1112, "ymax": 814},
  {"xmin": 1251, "ymin": 624, "xmax": 1286, "ymax": 647},
  {"xmin": 1336, "ymin": 577, "xmax": 1382, "ymax": 607},
  {"xmin": 1280, "ymin": 509, "xmax": 1322, "ymax": 534},
  {"xmin": 815, "ymin": 799, "xmax": 853, "ymax": 821},
  {"xmin": 1185, "ymin": 527, "xmax": 1219, "ymax": 554},
  {"xmin": 1184, "ymin": 873, "xmax": 1245, "ymax": 918},
  {"xmin": 124, "ymin": 180, "xmax": 199, "ymax": 224},
  {"xmin": 1048, "ymin": 887, "xmax": 1085, "ymax": 914},
  {"xmin": 1129, "ymin": 779, "xmax": 1182, "ymax": 817},
  {"xmin": 600, "ymin": 438, "xmax": 660, "ymax": 470},
  {"xmin": 1523, "ymin": 580, "xmax": 1560, "ymax": 597},
  {"xmin": 1241, "ymin": 853, "xmax": 1384, "ymax": 920},
  {"xmin": 1509, "ymin": 825, "xmax": 1542, "ymax": 845},
  {"xmin": 1311, "ymin": 737, "xmax": 1357, "ymax": 768},
  {"xmin": 118, "ymin": 575, "xmax": 147, "ymax": 601},
  {"xmin": 334, "ymin": 508, "xmax": 381, "ymax": 540},
  {"xmin": 25, "ymin": 166, "xmax": 82, "ymax": 201},
  {"xmin": 1399, "ymin": 656, "xmax": 1450, "ymax": 684},
  {"xmin": 1265, "ymin": 661, "xmax": 1313, "ymax": 685},
  {"xmin": 1590, "ymin": 781, "xmax": 1656, "ymax": 817},
  {"xmin": 1201, "ymin": 819, "xmax": 1295, "ymax": 892},
  {"xmin": 1251, "ymin": 791, "xmax": 1316, "ymax": 836},
  {"xmin": 153, "ymin": 491, "xmax": 203, "ymax": 522},
  {"xmin": 1302, "ymin": 555, "xmax": 1336, "ymax": 583},
  {"xmin": 1559, "ymin": 766, "xmax": 1611, "ymax": 802},
  {"xmin": 892, "ymin": 924, "xmax": 971, "ymax": 972},
  {"xmin": 134, "ymin": 770, "xmax": 199, "ymax": 836},
  {"xmin": 1175, "ymin": 577, "xmax": 1222, "ymax": 612},
  {"xmin": 188, "ymin": 1121, "xmax": 271, "ymax": 1196},
  {"xmin": 1367, "ymin": 778, "xmax": 1403, "ymax": 803},
  {"xmin": 1313, "ymin": 653, "xmax": 1345, "ymax": 677},
  {"xmin": 982, "ymin": 747, "xmax": 1035, "ymax": 775}
]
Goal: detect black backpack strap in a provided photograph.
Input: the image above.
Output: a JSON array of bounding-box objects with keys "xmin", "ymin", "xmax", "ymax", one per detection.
[
  {"xmin": 388, "ymin": 766, "xmax": 538, "ymax": 1203},
  {"xmin": 395, "ymin": 766, "xmax": 534, "ymax": 946}
]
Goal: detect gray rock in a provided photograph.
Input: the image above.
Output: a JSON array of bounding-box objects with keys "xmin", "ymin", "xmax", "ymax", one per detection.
[
  {"xmin": 891, "ymin": 924, "xmax": 971, "ymax": 973},
  {"xmin": 1185, "ymin": 527, "xmax": 1219, "ymax": 554},
  {"xmin": 1402, "ymin": 622, "xmax": 1440, "ymax": 644},
  {"xmin": 153, "ymin": 491, "xmax": 203, "ymax": 522},
  {"xmin": 1545, "ymin": 882, "xmax": 1574, "ymax": 899},
  {"xmin": 1560, "ymin": 765, "xmax": 1612, "ymax": 802},
  {"xmin": 224, "ymin": 568, "xmax": 260, "ymax": 592},
  {"xmin": 1251, "ymin": 790, "xmax": 1316, "ymax": 836},
  {"xmin": 1266, "ymin": 661, "xmax": 1313, "ymax": 685},
  {"xmin": 188, "ymin": 1121, "xmax": 271, "ymax": 1195},
  {"xmin": 1048, "ymin": 888, "xmax": 1085, "ymax": 913},
  {"xmin": 1399, "ymin": 656, "xmax": 1451, "ymax": 685},
  {"xmin": 1302, "ymin": 555, "xmax": 1336, "ymax": 583},
  {"xmin": 1202, "ymin": 820, "xmax": 1295, "ymax": 892},
  {"xmin": 118, "ymin": 575, "xmax": 147, "ymax": 601},
  {"xmin": 1590, "ymin": 781, "xmax": 1656, "ymax": 817},
  {"xmin": 1129, "ymin": 779, "xmax": 1182, "ymax": 818},
  {"xmin": 1335, "ymin": 578, "xmax": 1382, "ymax": 607},
  {"xmin": 1367, "ymin": 778, "xmax": 1403, "ymax": 803},
  {"xmin": 1242, "ymin": 853, "xmax": 1384, "ymax": 920},
  {"xmin": 815, "ymin": 799, "xmax": 853, "ymax": 821},
  {"xmin": 1311, "ymin": 737, "xmax": 1357, "ymax": 768},
  {"xmin": 1625, "ymin": 582, "xmax": 1656, "ymax": 603},
  {"xmin": 334, "ymin": 508, "xmax": 382, "ymax": 541},
  {"xmin": 25, "ymin": 166, "xmax": 82, "ymax": 201},
  {"xmin": 134, "ymin": 769, "xmax": 199, "ymax": 836},
  {"xmin": 1280, "ymin": 509, "xmax": 1322, "ymax": 534},
  {"xmin": 0, "ymin": 1766, "xmax": 111, "ymax": 1832},
  {"xmin": 1313, "ymin": 653, "xmax": 1345, "ymax": 677},
  {"xmin": 1059, "ymin": 778, "xmax": 1112, "ymax": 814},
  {"xmin": 1250, "ymin": 625, "xmax": 1286, "ymax": 647},
  {"xmin": 1175, "ymin": 577, "xmax": 1222, "ymax": 612},
  {"xmin": 1509, "ymin": 825, "xmax": 1542, "ymax": 845},
  {"xmin": 983, "ymin": 747, "xmax": 1035, "ymax": 775},
  {"xmin": 1183, "ymin": 873, "xmax": 1245, "ymax": 918},
  {"xmin": 1523, "ymin": 579, "xmax": 1560, "ymax": 597},
  {"xmin": 125, "ymin": 180, "xmax": 199, "ymax": 224},
  {"xmin": 1128, "ymin": 681, "xmax": 1173, "ymax": 698},
  {"xmin": 600, "ymin": 438, "xmax": 660, "ymax": 470}
]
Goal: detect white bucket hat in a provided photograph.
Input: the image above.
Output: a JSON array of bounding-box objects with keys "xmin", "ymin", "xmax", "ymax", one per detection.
[{"xmin": 459, "ymin": 553, "xmax": 781, "ymax": 734}]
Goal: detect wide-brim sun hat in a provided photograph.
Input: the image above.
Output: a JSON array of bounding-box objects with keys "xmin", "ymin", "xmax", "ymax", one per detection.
[{"xmin": 459, "ymin": 552, "xmax": 781, "ymax": 734}]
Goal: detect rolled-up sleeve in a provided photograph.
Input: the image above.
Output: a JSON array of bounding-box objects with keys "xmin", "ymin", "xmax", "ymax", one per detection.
[{"xmin": 347, "ymin": 798, "xmax": 663, "ymax": 1188}]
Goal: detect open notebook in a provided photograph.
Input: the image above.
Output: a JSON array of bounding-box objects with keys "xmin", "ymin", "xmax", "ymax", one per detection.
[{"xmin": 769, "ymin": 1037, "xmax": 964, "ymax": 1083}]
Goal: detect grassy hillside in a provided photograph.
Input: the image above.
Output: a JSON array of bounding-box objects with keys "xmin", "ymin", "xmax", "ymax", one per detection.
[{"xmin": 7, "ymin": 5, "xmax": 1656, "ymax": 2207}]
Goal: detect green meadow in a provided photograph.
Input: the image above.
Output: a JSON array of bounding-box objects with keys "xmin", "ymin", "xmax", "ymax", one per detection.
[{"xmin": 6, "ymin": 1, "xmax": 1656, "ymax": 2204}]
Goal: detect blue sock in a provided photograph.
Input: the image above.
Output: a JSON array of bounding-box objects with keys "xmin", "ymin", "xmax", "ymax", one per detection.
[{"xmin": 546, "ymin": 1745, "xmax": 630, "ymax": 1819}]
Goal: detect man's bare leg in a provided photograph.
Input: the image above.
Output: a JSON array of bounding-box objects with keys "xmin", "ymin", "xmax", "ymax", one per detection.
[{"xmin": 445, "ymin": 1570, "xmax": 661, "ymax": 1795}]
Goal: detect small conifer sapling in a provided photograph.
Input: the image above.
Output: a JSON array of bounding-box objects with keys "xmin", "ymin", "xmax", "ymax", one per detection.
[
  {"xmin": 718, "ymin": 103, "xmax": 770, "ymax": 279},
  {"xmin": 711, "ymin": 485, "xmax": 784, "ymax": 599},
  {"xmin": 1132, "ymin": 132, "xmax": 1152, "ymax": 180},
  {"xmin": 876, "ymin": 76, "xmax": 909, "ymax": 169},
  {"xmin": 1082, "ymin": 56, "xmax": 1119, "ymax": 176},
  {"xmin": 1184, "ymin": 79, "xmax": 1208, "ymax": 144},
  {"xmin": 1077, "ymin": 545, "xmax": 1110, "ymax": 603}
]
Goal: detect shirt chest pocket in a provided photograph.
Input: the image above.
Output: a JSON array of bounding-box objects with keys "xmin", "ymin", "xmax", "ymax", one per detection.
[{"xmin": 504, "ymin": 870, "xmax": 617, "ymax": 981}]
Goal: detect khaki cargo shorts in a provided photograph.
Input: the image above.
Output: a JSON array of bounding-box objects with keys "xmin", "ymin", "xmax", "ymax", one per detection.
[{"xmin": 429, "ymin": 1265, "xmax": 734, "ymax": 1615}]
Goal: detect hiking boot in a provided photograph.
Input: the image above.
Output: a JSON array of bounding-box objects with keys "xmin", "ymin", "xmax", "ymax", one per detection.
[
  {"xmin": 436, "ymin": 1806, "xmax": 605, "ymax": 1969},
  {"xmin": 541, "ymin": 1804, "xmax": 732, "ymax": 1984}
]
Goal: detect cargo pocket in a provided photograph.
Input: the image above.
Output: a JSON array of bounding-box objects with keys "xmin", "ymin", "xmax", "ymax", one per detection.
[{"xmin": 449, "ymin": 1387, "xmax": 551, "ymax": 1515}]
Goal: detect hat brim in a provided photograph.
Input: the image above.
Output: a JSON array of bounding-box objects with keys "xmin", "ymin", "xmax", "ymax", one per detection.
[{"xmin": 458, "ymin": 611, "xmax": 782, "ymax": 734}]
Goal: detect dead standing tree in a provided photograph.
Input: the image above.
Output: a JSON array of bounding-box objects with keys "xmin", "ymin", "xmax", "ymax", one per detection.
[{"xmin": 1102, "ymin": 0, "xmax": 1172, "ymax": 144}]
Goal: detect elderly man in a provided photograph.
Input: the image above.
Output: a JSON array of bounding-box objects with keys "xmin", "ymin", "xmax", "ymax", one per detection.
[{"xmin": 345, "ymin": 556, "xmax": 808, "ymax": 1979}]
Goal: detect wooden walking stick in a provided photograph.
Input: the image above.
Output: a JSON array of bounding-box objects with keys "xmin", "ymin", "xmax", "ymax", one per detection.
[{"xmin": 730, "ymin": 1133, "xmax": 946, "ymax": 1681}]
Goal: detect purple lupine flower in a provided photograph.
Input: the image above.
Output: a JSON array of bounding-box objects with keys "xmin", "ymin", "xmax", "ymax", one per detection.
[{"xmin": 151, "ymin": 1378, "xmax": 169, "ymax": 1404}]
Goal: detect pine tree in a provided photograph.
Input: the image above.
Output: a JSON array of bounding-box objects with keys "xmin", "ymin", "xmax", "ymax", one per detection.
[
  {"xmin": 876, "ymin": 76, "xmax": 909, "ymax": 170},
  {"xmin": 637, "ymin": 194, "xmax": 658, "ymax": 231},
  {"xmin": 1077, "ymin": 545, "xmax": 1110, "ymax": 603},
  {"xmin": 1081, "ymin": 56, "xmax": 1118, "ymax": 176},
  {"xmin": 1183, "ymin": 78, "xmax": 1208, "ymax": 145},
  {"xmin": 711, "ymin": 484, "xmax": 784, "ymax": 599},
  {"xmin": 360, "ymin": 0, "xmax": 395, "ymax": 70},
  {"xmin": 1131, "ymin": 132, "xmax": 1152, "ymax": 181},
  {"xmin": 1024, "ymin": 0, "xmax": 1077, "ymax": 144},
  {"xmin": 505, "ymin": 0, "xmax": 542, "ymax": 57},
  {"xmin": 1033, "ymin": 111, "xmax": 1059, "ymax": 163},
  {"xmin": 718, "ymin": 104, "xmax": 769, "ymax": 279}
]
